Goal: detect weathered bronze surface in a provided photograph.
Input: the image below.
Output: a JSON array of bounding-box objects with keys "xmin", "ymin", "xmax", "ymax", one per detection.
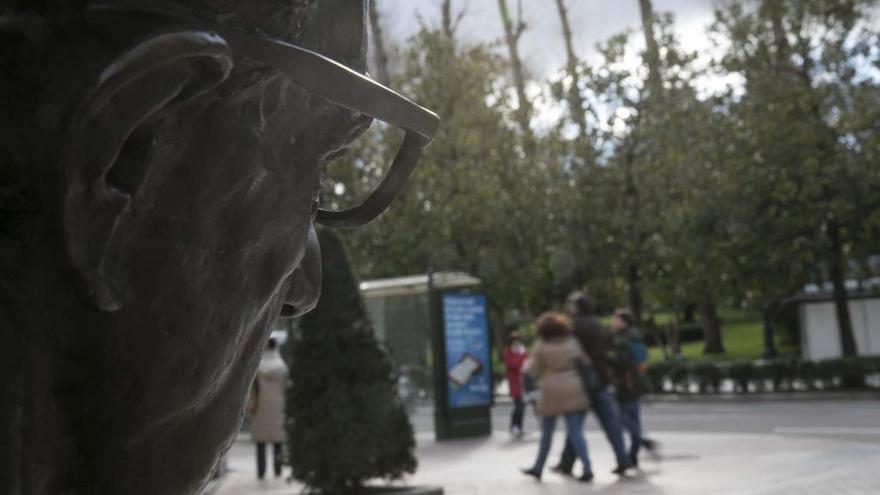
[{"xmin": 0, "ymin": 1, "xmax": 435, "ymax": 493}]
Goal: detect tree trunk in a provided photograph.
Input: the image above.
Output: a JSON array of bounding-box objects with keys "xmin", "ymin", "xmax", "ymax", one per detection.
[
  {"xmin": 367, "ymin": 0, "xmax": 391, "ymax": 86},
  {"xmin": 496, "ymin": 0, "xmax": 534, "ymax": 148},
  {"xmin": 683, "ymin": 303, "xmax": 695, "ymax": 323},
  {"xmin": 440, "ymin": 0, "xmax": 457, "ymax": 38},
  {"xmin": 767, "ymin": 0, "xmax": 791, "ymax": 73},
  {"xmin": 627, "ymin": 263, "xmax": 644, "ymax": 326},
  {"xmin": 701, "ymin": 302, "xmax": 724, "ymax": 354},
  {"xmin": 637, "ymin": 0, "xmax": 662, "ymax": 100},
  {"xmin": 553, "ymin": 0, "xmax": 589, "ymax": 148},
  {"xmin": 660, "ymin": 323, "xmax": 672, "ymax": 361},
  {"xmin": 761, "ymin": 303, "xmax": 778, "ymax": 359},
  {"xmin": 617, "ymin": 128, "xmax": 645, "ymax": 328},
  {"xmin": 442, "ymin": 0, "xmax": 452, "ymax": 37},
  {"xmin": 828, "ymin": 221, "xmax": 858, "ymax": 357},
  {"xmin": 671, "ymin": 304, "xmax": 682, "ymax": 356}
]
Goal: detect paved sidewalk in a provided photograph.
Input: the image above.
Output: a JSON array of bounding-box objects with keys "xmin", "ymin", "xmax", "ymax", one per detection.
[
  {"xmin": 214, "ymin": 428, "xmax": 880, "ymax": 494},
  {"xmin": 489, "ymin": 390, "xmax": 880, "ymax": 405}
]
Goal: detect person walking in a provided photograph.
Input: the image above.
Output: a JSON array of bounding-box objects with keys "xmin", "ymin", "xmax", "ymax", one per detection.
[
  {"xmin": 502, "ymin": 329, "xmax": 529, "ymax": 437},
  {"xmin": 552, "ymin": 292, "xmax": 633, "ymax": 476},
  {"xmin": 248, "ymin": 338, "xmax": 289, "ymax": 479},
  {"xmin": 609, "ymin": 309, "xmax": 659, "ymax": 467},
  {"xmin": 521, "ymin": 312, "xmax": 595, "ymax": 483}
]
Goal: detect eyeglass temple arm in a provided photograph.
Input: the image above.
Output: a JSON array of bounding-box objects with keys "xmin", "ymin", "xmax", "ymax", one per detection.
[
  {"xmin": 87, "ymin": 6, "xmax": 439, "ymax": 138},
  {"xmin": 228, "ymin": 33, "xmax": 440, "ymax": 140},
  {"xmin": 224, "ymin": 35, "xmax": 439, "ymax": 228},
  {"xmin": 315, "ymin": 131, "xmax": 429, "ymax": 228}
]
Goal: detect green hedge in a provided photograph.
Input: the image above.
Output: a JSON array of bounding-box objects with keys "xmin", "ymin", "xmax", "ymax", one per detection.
[{"xmin": 647, "ymin": 356, "xmax": 880, "ymax": 394}]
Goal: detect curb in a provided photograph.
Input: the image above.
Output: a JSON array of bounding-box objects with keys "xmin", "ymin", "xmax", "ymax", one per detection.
[
  {"xmin": 644, "ymin": 390, "xmax": 880, "ymax": 403},
  {"xmin": 364, "ymin": 486, "xmax": 444, "ymax": 495},
  {"xmin": 206, "ymin": 470, "xmax": 443, "ymax": 495}
]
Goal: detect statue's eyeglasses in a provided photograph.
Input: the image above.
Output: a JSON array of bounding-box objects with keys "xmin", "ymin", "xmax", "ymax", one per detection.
[{"xmin": 87, "ymin": 6, "xmax": 439, "ymax": 229}]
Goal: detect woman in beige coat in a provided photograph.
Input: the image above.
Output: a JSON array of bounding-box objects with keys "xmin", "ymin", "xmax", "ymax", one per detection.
[
  {"xmin": 521, "ymin": 312, "xmax": 594, "ymax": 482},
  {"xmin": 247, "ymin": 338, "xmax": 289, "ymax": 479}
]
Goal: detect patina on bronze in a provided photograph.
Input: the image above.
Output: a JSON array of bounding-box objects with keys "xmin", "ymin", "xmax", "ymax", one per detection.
[
  {"xmin": 0, "ymin": 1, "xmax": 437, "ymax": 493},
  {"xmin": 88, "ymin": 5, "xmax": 439, "ymax": 229}
]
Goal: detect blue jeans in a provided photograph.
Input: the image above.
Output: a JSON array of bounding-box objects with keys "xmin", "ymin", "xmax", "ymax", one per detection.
[
  {"xmin": 558, "ymin": 388, "xmax": 629, "ymax": 469},
  {"xmin": 531, "ymin": 412, "xmax": 592, "ymax": 474},
  {"xmin": 619, "ymin": 400, "xmax": 643, "ymax": 463},
  {"xmin": 511, "ymin": 397, "xmax": 525, "ymax": 431}
]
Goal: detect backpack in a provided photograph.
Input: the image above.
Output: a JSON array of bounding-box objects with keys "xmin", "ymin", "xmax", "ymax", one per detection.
[
  {"xmin": 627, "ymin": 330, "xmax": 649, "ymax": 374},
  {"xmin": 630, "ymin": 340, "xmax": 647, "ymax": 367}
]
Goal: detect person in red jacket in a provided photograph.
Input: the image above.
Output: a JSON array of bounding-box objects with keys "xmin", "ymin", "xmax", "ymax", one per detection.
[{"xmin": 502, "ymin": 329, "xmax": 529, "ymax": 437}]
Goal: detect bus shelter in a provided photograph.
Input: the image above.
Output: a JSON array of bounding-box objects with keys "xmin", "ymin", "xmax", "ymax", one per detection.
[{"xmin": 360, "ymin": 272, "xmax": 492, "ymax": 439}]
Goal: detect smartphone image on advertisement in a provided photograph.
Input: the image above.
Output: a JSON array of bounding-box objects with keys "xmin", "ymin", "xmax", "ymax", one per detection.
[{"xmin": 448, "ymin": 353, "xmax": 483, "ymax": 388}]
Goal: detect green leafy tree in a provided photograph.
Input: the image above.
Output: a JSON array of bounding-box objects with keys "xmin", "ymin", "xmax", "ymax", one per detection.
[
  {"xmin": 334, "ymin": 26, "xmax": 571, "ymax": 318},
  {"xmin": 565, "ymin": 17, "xmax": 734, "ymax": 353},
  {"xmin": 712, "ymin": 0, "xmax": 880, "ymax": 356},
  {"xmin": 316, "ymin": 1, "xmax": 880, "ymax": 362},
  {"xmin": 287, "ymin": 230, "xmax": 416, "ymax": 494}
]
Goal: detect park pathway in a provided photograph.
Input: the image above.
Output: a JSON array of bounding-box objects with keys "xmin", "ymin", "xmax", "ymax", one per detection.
[{"xmin": 213, "ymin": 399, "xmax": 880, "ymax": 494}]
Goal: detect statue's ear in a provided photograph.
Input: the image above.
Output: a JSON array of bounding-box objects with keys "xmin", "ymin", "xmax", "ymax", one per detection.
[
  {"xmin": 62, "ymin": 31, "xmax": 233, "ymax": 311},
  {"xmin": 298, "ymin": 0, "xmax": 368, "ymax": 71}
]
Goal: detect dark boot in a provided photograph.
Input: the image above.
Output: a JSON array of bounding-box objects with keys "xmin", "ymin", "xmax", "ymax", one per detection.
[
  {"xmin": 550, "ymin": 465, "xmax": 572, "ymax": 476},
  {"xmin": 520, "ymin": 467, "xmax": 542, "ymax": 481},
  {"xmin": 643, "ymin": 438, "xmax": 661, "ymax": 461},
  {"xmin": 612, "ymin": 464, "xmax": 634, "ymax": 475}
]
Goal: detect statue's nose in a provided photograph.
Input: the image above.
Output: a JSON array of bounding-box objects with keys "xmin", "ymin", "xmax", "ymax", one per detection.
[{"xmin": 280, "ymin": 226, "xmax": 322, "ymax": 318}]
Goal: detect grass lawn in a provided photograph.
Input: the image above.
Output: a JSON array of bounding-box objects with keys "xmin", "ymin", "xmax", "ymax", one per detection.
[{"xmin": 645, "ymin": 308, "xmax": 798, "ymax": 363}]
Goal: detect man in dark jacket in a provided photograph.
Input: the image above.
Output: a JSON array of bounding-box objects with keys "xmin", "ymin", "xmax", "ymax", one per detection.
[
  {"xmin": 552, "ymin": 292, "xmax": 632, "ymax": 475},
  {"xmin": 609, "ymin": 309, "xmax": 659, "ymax": 466}
]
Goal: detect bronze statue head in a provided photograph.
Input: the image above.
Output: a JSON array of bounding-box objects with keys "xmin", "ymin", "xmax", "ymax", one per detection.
[{"xmin": 0, "ymin": 1, "xmax": 436, "ymax": 493}]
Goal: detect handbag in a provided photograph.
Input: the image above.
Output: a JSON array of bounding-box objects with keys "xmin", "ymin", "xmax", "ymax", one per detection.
[
  {"xmin": 246, "ymin": 378, "xmax": 260, "ymax": 415},
  {"xmin": 521, "ymin": 372, "xmax": 540, "ymax": 403}
]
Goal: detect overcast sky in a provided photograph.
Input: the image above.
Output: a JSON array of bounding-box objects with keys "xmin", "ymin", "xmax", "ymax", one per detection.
[{"xmin": 375, "ymin": 0, "xmax": 720, "ymax": 79}]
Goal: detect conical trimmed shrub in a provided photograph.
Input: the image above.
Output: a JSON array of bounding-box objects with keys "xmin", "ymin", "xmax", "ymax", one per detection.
[{"xmin": 287, "ymin": 229, "xmax": 417, "ymax": 493}]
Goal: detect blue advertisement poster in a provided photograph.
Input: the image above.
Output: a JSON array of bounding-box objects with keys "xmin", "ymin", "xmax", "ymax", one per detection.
[{"xmin": 443, "ymin": 292, "xmax": 492, "ymax": 408}]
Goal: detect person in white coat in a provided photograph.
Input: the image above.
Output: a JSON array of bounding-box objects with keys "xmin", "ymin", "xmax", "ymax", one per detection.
[{"xmin": 247, "ymin": 338, "xmax": 289, "ymax": 479}]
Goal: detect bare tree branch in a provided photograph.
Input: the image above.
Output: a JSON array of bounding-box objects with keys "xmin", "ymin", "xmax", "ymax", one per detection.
[
  {"xmin": 497, "ymin": 0, "xmax": 534, "ymax": 146},
  {"xmin": 638, "ymin": 0, "xmax": 663, "ymax": 101},
  {"xmin": 368, "ymin": 0, "xmax": 391, "ymax": 86},
  {"xmin": 554, "ymin": 0, "xmax": 591, "ymax": 162}
]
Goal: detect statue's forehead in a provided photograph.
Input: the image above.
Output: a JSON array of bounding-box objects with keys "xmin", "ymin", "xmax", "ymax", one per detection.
[
  {"xmin": 100, "ymin": 0, "xmax": 317, "ymax": 42},
  {"xmin": 82, "ymin": 0, "xmax": 368, "ymax": 74}
]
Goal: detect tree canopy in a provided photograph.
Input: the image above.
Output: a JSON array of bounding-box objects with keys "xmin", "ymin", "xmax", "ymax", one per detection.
[{"xmin": 336, "ymin": 0, "xmax": 880, "ymax": 357}]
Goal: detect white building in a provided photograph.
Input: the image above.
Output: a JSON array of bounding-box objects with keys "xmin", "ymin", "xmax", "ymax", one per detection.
[{"xmin": 797, "ymin": 291, "xmax": 880, "ymax": 360}]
